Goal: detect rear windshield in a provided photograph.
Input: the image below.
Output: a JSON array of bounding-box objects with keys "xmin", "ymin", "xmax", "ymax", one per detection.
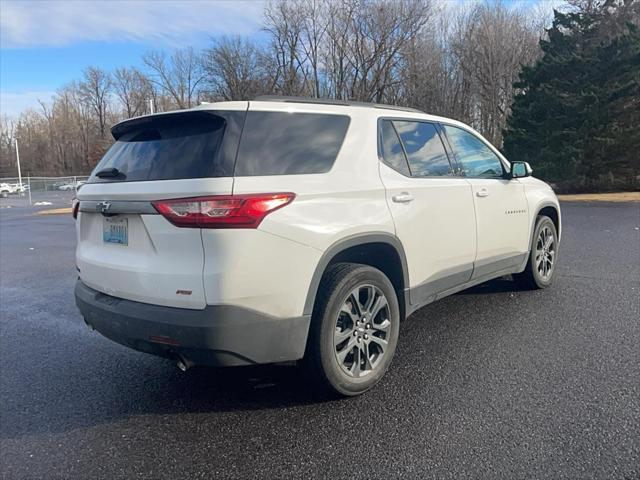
[
  {"xmin": 234, "ymin": 112, "xmax": 350, "ymax": 176},
  {"xmin": 89, "ymin": 111, "xmax": 244, "ymax": 182}
]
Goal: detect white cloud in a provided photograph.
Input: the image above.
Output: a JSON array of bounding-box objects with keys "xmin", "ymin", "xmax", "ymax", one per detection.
[
  {"xmin": 0, "ymin": 0, "xmax": 266, "ymax": 48},
  {"xmin": 0, "ymin": 90, "xmax": 56, "ymax": 118}
]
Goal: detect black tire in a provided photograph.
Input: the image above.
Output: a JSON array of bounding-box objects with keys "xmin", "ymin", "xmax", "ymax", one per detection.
[
  {"xmin": 303, "ymin": 263, "xmax": 400, "ymax": 396},
  {"xmin": 514, "ymin": 215, "xmax": 558, "ymax": 289}
]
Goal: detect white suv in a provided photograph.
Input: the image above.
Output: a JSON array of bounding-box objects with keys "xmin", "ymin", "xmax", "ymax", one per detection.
[{"xmin": 74, "ymin": 97, "xmax": 560, "ymax": 396}]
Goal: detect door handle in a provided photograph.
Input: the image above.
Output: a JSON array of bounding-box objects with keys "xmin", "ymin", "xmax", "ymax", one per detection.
[
  {"xmin": 476, "ymin": 188, "xmax": 489, "ymax": 198},
  {"xmin": 392, "ymin": 192, "xmax": 414, "ymax": 203}
]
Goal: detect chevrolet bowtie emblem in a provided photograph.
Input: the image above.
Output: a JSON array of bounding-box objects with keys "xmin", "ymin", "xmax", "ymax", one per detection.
[{"xmin": 97, "ymin": 201, "xmax": 111, "ymax": 214}]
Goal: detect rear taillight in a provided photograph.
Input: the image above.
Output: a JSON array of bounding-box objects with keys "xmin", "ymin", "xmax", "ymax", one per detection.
[
  {"xmin": 152, "ymin": 193, "xmax": 295, "ymax": 229},
  {"xmin": 72, "ymin": 199, "xmax": 79, "ymax": 220}
]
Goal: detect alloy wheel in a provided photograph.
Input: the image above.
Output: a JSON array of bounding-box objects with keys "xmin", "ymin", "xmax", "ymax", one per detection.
[
  {"xmin": 333, "ymin": 284, "xmax": 391, "ymax": 378},
  {"xmin": 535, "ymin": 225, "xmax": 556, "ymax": 280}
]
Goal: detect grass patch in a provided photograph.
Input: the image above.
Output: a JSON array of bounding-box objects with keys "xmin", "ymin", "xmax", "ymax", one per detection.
[
  {"xmin": 35, "ymin": 207, "xmax": 72, "ymax": 215},
  {"xmin": 557, "ymin": 192, "xmax": 640, "ymax": 202}
]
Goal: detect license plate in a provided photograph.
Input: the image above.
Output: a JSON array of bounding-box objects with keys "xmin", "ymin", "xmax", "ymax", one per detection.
[{"xmin": 103, "ymin": 217, "xmax": 128, "ymax": 245}]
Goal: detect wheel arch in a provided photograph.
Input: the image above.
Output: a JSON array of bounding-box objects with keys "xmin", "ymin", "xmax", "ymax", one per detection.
[
  {"xmin": 538, "ymin": 204, "xmax": 560, "ymax": 239},
  {"xmin": 532, "ymin": 202, "xmax": 561, "ymax": 246},
  {"xmin": 303, "ymin": 233, "xmax": 410, "ymax": 319}
]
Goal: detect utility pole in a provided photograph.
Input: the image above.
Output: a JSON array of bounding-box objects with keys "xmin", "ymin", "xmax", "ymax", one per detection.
[
  {"xmin": 15, "ymin": 138, "xmax": 23, "ymax": 189},
  {"xmin": 149, "ymin": 98, "xmax": 155, "ymax": 114}
]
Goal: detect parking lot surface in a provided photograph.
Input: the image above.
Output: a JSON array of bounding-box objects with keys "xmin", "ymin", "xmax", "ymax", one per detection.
[{"xmin": 1, "ymin": 201, "xmax": 638, "ymax": 479}]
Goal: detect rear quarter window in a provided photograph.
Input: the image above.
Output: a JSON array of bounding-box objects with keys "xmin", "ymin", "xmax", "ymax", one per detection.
[
  {"xmin": 234, "ymin": 112, "xmax": 350, "ymax": 176},
  {"xmin": 378, "ymin": 119, "xmax": 411, "ymax": 176}
]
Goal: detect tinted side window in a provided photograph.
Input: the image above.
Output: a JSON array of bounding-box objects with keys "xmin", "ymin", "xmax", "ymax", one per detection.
[
  {"xmin": 378, "ymin": 120, "xmax": 410, "ymax": 176},
  {"xmin": 393, "ymin": 121, "xmax": 452, "ymax": 177},
  {"xmin": 234, "ymin": 112, "xmax": 350, "ymax": 176},
  {"xmin": 442, "ymin": 125, "xmax": 504, "ymax": 178}
]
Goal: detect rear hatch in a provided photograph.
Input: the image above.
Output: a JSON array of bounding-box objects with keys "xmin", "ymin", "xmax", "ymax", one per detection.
[{"xmin": 76, "ymin": 106, "xmax": 246, "ymax": 309}]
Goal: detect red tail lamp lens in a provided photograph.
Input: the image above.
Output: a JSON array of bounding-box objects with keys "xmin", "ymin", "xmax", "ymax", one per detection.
[{"xmin": 152, "ymin": 193, "xmax": 295, "ymax": 228}]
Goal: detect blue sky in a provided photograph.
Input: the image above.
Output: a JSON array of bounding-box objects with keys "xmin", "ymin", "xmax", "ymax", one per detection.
[
  {"xmin": 0, "ymin": 0, "xmax": 266, "ymax": 117},
  {"xmin": 1, "ymin": 0, "xmax": 558, "ymax": 118}
]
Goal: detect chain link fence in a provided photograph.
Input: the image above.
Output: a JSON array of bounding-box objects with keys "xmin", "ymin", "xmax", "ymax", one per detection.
[{"xmin": 0, "ymin": 176, "xmax": 90, "ymax": 208}]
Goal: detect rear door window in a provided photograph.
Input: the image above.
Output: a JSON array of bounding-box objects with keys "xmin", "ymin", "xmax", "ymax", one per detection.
[
  {"xmin": 234, "ymin": 112, "xmax": 350, "ymax": 176},
  {"xmin": 392, "ymin": 121, "xmax": 453, "ymax": 177},
  {"xmin": 89, "ymin": 110, "xmax": 245, "ymax": 182}
]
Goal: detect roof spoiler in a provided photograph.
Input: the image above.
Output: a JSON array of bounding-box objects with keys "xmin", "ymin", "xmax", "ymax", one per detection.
[{"xmin": 110, "ymin": 110, "xmax": 221, "ymax": 140}]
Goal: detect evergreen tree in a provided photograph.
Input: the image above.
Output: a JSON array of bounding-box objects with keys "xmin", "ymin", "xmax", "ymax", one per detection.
[
  {"xmin": 503, "ymin": 4, "xmax": 640, "ymax": 192},
  {"xmin": 597, "ymin": 22, "xmax": 640, "ymax": 188}
]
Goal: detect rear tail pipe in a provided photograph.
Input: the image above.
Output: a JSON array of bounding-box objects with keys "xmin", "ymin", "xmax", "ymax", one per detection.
[{"xmin": 175, "ymin": 355, "xmax": 194, "ymax": 372}]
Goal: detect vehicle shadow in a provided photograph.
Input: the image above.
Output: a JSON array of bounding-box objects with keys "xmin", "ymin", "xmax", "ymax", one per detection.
[
  {"xmin": 1, "ymin": 277, "xmax": 527, "ymax": 441},
  {"xmin": 457, "ymin": 276, "xmax": 529, "ymax": 295},
  {"xmin": 0, "ymin": 356, "xmax": 340, "ymax": 440}
]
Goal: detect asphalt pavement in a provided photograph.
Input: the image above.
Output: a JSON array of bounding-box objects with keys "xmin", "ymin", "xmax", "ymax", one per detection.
[{"xmin": 0, "ymin": 201, "xmax": 638, "ymax": 479}]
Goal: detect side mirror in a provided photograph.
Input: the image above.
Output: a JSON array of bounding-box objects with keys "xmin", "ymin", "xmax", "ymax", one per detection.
[{"xmin": 510, "ymin": 161, "xmax": 532, "ymax": 179}]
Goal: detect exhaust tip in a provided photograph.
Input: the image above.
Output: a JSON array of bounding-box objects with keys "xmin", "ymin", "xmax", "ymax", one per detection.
[
  {"xmin": 175, "ymin": 355, "xmax": 193, "ymax": 372},
  {"xmin": 176, "ymin": 359, "xmax": 188, "ymax": 372}
]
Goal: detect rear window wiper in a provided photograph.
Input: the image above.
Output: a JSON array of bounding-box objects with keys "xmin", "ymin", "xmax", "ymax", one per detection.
[{"xmin": 95, "ymin": 167, "xmax": 126, "ymax": 179}]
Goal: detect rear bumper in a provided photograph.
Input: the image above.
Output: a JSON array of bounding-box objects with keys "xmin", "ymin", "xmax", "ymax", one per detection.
[{"xmin": 75, "ymin": 280, "xmax": 311, "ymax": 367}]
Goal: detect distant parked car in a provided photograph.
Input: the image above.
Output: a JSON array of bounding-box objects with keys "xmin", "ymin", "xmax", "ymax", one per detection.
[
  {"xmin": 0, "ymin": 183, "xmax": 29, "ymax": 197},
  {"xmin": 0, "ymin": 183, "xmax": 12, "ymax": 197},
  {"xmin": 10, "ymin": 183, "xmax": 28, "ymax": 193},
  {"xmin": 0, "ymin": 183, "xmax": 27, "ymax": 196},
  {"xmin": 49, "ymin": 181, "xmax": 67, "ymax": 191},
  {"xmin": 59, "ymin": 181, "xmax": 85, "ymax": 191}
]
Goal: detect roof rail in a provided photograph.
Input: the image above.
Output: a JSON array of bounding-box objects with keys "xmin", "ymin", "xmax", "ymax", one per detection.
[{"xmin": 253, "ymin": 96, "xmax": 424, "ymax": 114}]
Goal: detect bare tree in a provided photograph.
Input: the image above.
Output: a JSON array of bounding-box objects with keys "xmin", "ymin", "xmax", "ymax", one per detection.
[
  {"xmin": 323, "ymin": 0, "xmax": 358, "ymax": 99},
  {"xmin": 143, "ymin": 48, "xmax": 204, "ymax": 109},
  {"xmin": 298, "ymin": 0, "xmax": 328, "ymax": 97},
  {"xmin": 202, "ymin": 36, "xmax": 273, "ymax": 100},
  {"xmin": 61, "ymin": 81, "xmax": 97, "ymax": 172},
  {"xmin": 113, "ymin": 67, "xmax": 152, "ymax": 118},
  {"xmin": 347, "ymin": 0, "xmax": 434, "ymax": 102},
  {"xmin": 264, "ymin": 0, "xmax": 434, "ymax": 102},
  {"xmin": 79, "ymin": 66, "xmax": 112, "ymax": 139},
  {"xmin": 265, "ymin": 0, "xmax": 309, "ymax": 95},
  {"xmin": 0, "ymin": 116, "xmax": 16, "ymax": 177},
  {"xmin": 452, "ymin": 2, "xmax": 540, "ymax": 145},
  {"xmin": 398, "ymin": 21, "xmax": 471, "ymax": 119}
]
